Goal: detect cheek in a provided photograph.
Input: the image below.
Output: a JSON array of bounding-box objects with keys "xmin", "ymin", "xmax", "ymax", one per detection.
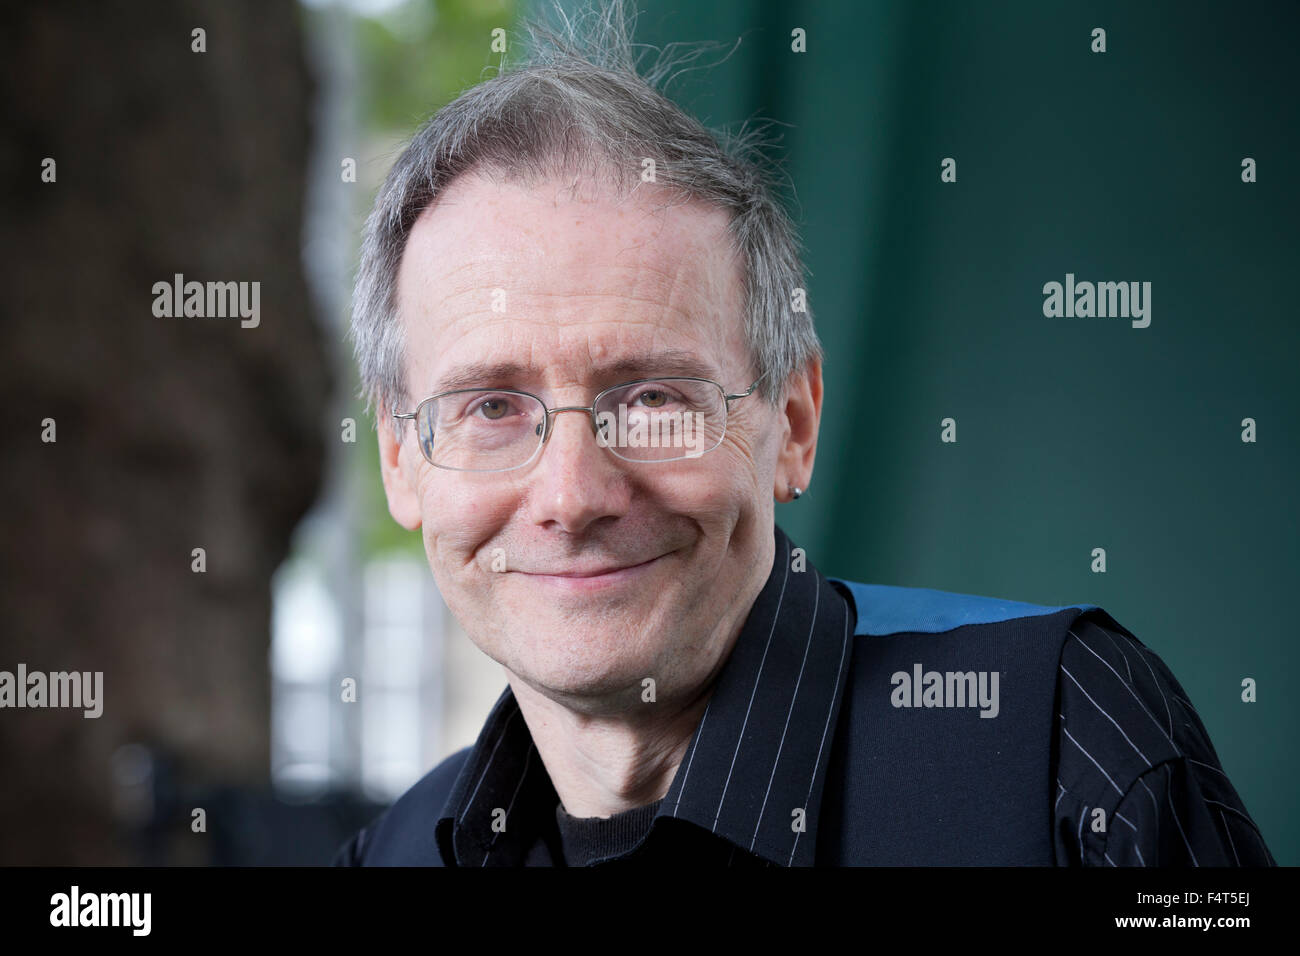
[
  {"xmin": 639, "ymin": 449, "xmax": 765, "ymax": 524},
  {"xmin": 415, "ymin": 471, "xmax": 516, "ymax": 565},
  {"xmin": 712, "ymin": 422, "xmax": 775, "ymax": 490}
]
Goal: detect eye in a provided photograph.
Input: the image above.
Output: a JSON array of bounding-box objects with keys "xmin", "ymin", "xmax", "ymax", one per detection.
[
  {"xmin": 475, "ymin": 397, "xmax": 512, "ymax": 420},
  {"xmin": 634, "ymin": 388, "xmax": 670, "ymax": 408}
]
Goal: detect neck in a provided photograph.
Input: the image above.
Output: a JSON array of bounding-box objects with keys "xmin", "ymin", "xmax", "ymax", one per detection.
[{"xmin": 506, "ymin": 669, "xmax": 718, "ymax": 818}]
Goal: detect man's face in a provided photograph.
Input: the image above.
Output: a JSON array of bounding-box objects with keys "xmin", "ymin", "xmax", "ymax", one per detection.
[{"xmin": 381, "ymin": 172, "xmax": 788, "ymax": 714}]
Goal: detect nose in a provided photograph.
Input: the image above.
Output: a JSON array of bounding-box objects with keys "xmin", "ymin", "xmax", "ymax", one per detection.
[{"xmin": 525, "ymin": 405, "xmax": 631, "ymax": 534}]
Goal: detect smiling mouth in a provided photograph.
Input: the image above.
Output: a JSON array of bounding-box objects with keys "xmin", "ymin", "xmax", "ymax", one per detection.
[
  {"xmin": 522, "ymin": 554, "xmax": 663, "ymax": 578},
  {"xmin": 514, "ymin": 552, "xmax": 669, "ymax": 589}
]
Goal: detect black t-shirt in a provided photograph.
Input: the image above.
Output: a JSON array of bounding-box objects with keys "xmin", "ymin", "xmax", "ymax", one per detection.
[{"xmin": 553, "ymin": 797, "xmax": 663, "ymax": 866}]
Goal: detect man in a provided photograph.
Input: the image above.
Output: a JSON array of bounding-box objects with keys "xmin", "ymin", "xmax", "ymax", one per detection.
[{"xmin": 333, "ymin": 0, "xmax": 1274, "ymax": 867}]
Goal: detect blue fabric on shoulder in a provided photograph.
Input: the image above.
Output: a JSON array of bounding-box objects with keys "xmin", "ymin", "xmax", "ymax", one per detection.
[{"xmin": 827, "ymin": 578, "xmax": 1100, "ymax": 637}]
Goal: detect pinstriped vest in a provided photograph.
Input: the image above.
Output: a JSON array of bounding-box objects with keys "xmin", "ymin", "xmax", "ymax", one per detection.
[{"xmin": 820, "ymin": 579, "xmax": 1109, "ymax": 865}]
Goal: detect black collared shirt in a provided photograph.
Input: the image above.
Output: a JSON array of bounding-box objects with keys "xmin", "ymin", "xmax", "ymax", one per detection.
[{"xmin": 334, "ymin": 522, "xmax": 1275, "ymax": 866}]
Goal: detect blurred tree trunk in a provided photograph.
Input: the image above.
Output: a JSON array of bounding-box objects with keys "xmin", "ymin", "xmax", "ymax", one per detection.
[{"xmin": 0, "ymin": 0, "xmax": 329, "ymax": 863}]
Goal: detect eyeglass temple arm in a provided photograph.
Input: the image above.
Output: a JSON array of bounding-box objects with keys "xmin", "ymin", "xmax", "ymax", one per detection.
[{"xmin": 724, "ymin": 375, "xmax": 766, "ymax": 402}]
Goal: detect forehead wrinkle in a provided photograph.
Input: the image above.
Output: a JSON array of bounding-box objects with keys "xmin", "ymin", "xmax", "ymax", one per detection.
[
  {"xmin": 439, "ymin": 246, "xmax": 714, "ymax": 304},
  {"xmin": 423, "ymin": 316, "xmax": 720, "ymax": 393},
  {"xmin": 438, "ymin": 201, "xmax": 722, "ymax": 282},
  {"xmin": 430, "ymin": 290, "xmax": 710, "ymax": 350},
  {"xmin": 455, "ymin": 315, "xmax": 705, "ymax": 366}
]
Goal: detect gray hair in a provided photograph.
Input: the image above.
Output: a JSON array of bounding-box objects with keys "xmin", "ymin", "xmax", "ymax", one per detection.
[{"xmin": 350, "ymin": 0, "xmax": 821, "ymax": 422}]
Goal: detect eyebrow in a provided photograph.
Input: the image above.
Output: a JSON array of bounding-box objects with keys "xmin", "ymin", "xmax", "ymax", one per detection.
[{"xmin": 428, "ymin": 349, "xmax": 724, "ymax": 394}]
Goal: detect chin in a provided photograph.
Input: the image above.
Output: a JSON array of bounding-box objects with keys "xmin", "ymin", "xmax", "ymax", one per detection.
[{"xmin": 503, "ymin": 628, "xmax": 660, "ymax": 699}]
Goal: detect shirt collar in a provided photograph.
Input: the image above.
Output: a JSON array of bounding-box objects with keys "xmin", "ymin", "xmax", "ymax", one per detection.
[{"xmin": 435, "ymin": 522, "xmax": 856, "ymax": 866}]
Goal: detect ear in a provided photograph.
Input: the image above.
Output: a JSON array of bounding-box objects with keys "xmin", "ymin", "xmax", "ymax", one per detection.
[
  {"xmin": 772, "ymin": 357, "xmax": 823, "ymax": 503},
  {"xmin": 378, "ymin": 413, "xmax": 423, "ymax": 530}
]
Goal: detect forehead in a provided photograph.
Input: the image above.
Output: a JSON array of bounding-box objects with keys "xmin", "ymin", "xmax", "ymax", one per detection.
[{"xmin": 394, "ymin": 172, "xmax": 748, "ymax": 390}]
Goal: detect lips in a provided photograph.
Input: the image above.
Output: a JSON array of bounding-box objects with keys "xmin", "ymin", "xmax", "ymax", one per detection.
[
  {"xmin": 512, "ymin": 552, "xmax": 669, "ymax": 592},
  {"xmin": 522, "ymin": 555, "xmax": 660, "ymax": 577}
]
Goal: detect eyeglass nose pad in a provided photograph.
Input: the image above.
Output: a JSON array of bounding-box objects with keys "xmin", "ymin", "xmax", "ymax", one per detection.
[{"xmin": 534, "ymin": 407, "xmax": 556, "ymax": 443}]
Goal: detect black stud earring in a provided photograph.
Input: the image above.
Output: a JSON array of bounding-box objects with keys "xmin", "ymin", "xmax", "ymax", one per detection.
[{"xmin": 790, "ymin": 486, "xmax": 803, "ymax": 500}]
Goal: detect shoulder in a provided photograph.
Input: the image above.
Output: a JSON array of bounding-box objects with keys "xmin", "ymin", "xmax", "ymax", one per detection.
[
  {"xmin": 1053, "ymin": 616, "xmax": 1273, "ymax": 865},
  {"xmin": 1056, "ymin": 614, "xmax": 1201, "ymax": 795},
  {"xmin": 331, "ymin": 746, "xmax": 474, "ymax": 866},
  {"xmin": 826, "ymin": 576, "xmax": 1107, "ymax": 738},
  {"xmin": 828, "ymin": 576, "xmax": 1103, "ymax": 717},
  {"xmin": 827, "ymin": 576, "xmax": 1098, "ymax": 637}
]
